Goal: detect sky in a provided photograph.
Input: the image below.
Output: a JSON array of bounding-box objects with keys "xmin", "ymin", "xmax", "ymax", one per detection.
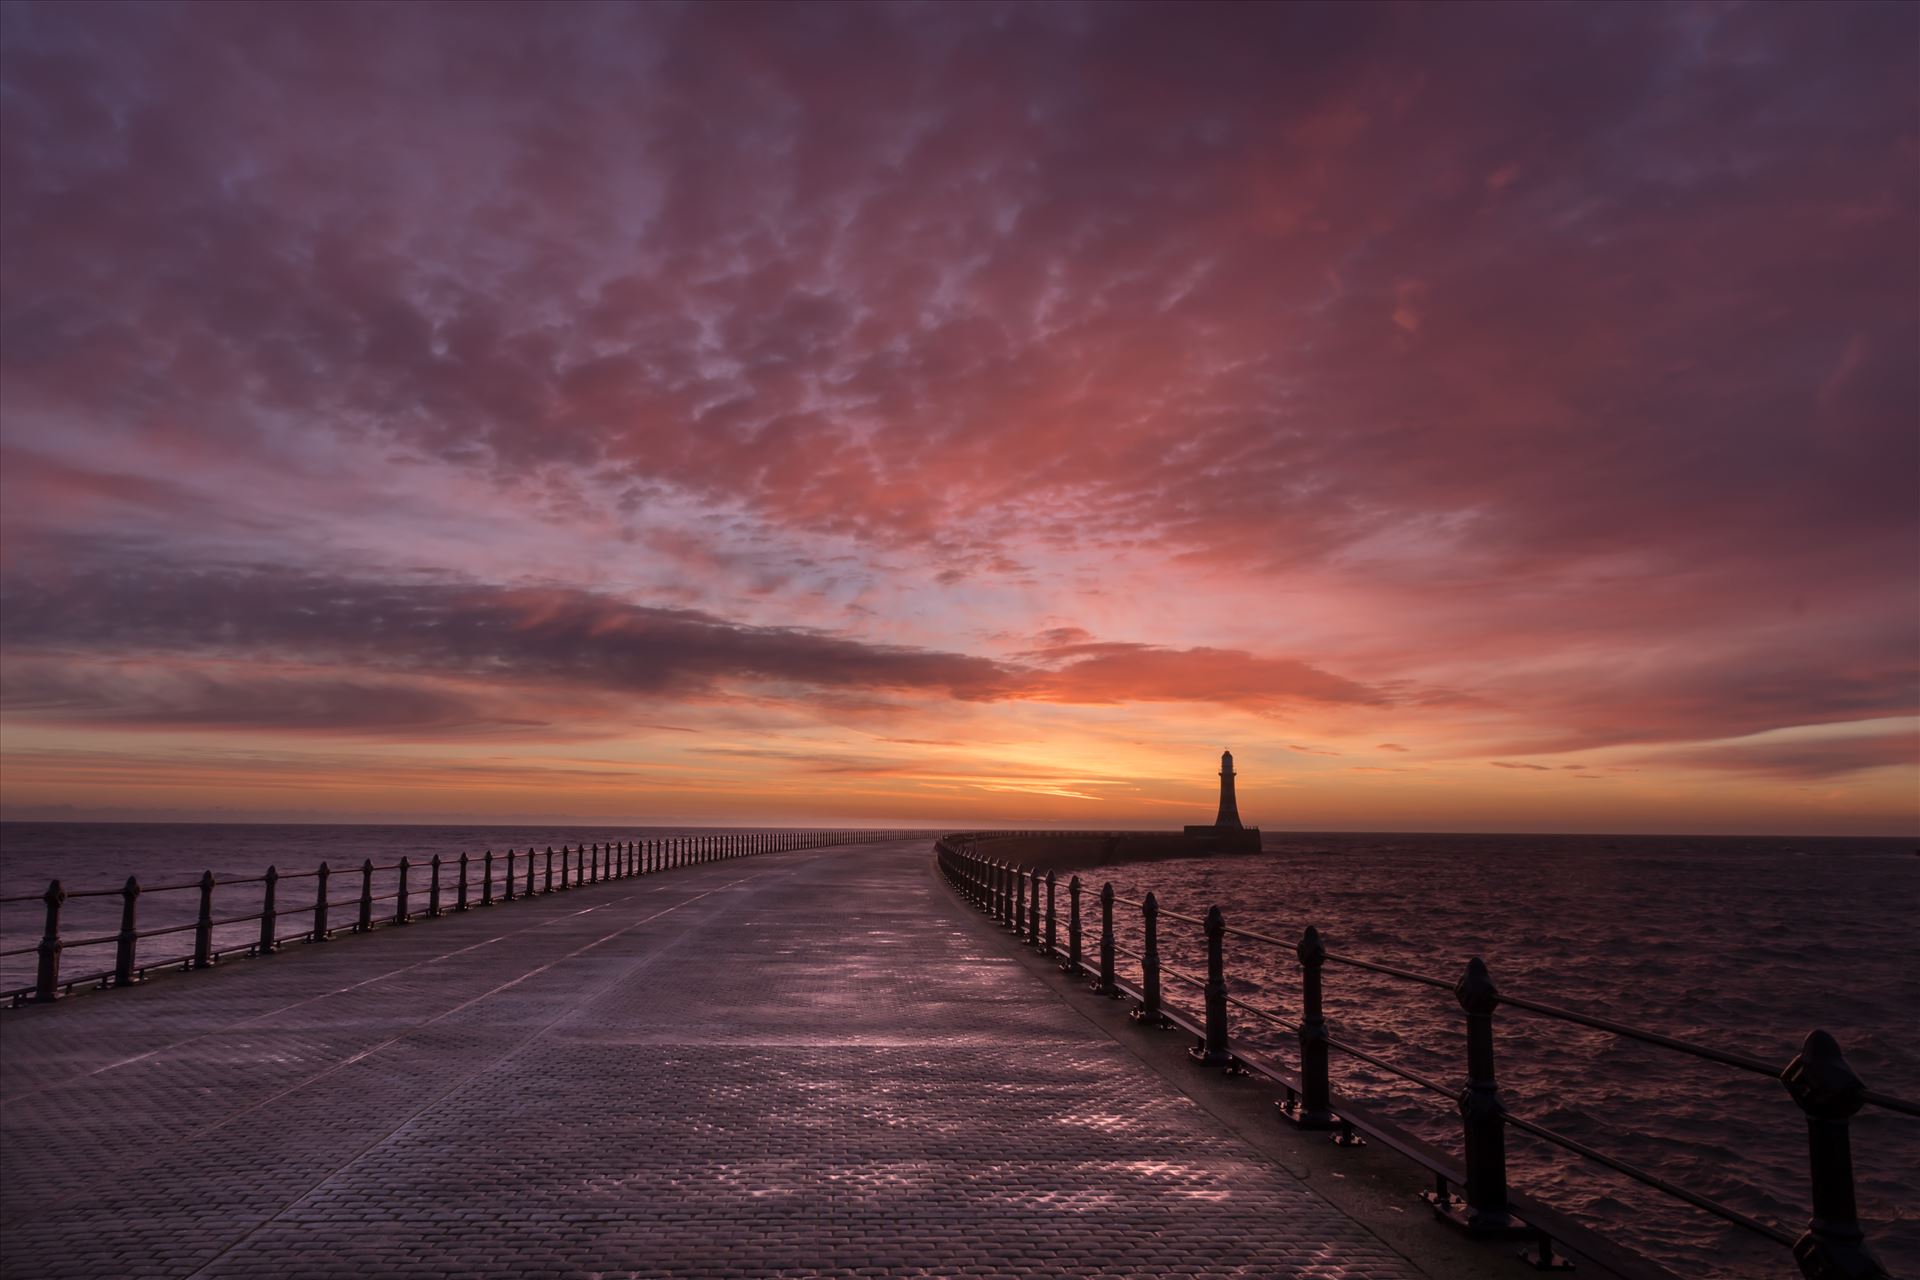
[{"xmin": 0, "ymin": 2, "xmax": 1915, "ymax": 834}]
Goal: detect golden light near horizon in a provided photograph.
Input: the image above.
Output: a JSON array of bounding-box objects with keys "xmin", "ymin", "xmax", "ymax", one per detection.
[{"xmin": 0, "ymin": 2, "xmax": 1914, "ymax": 834}]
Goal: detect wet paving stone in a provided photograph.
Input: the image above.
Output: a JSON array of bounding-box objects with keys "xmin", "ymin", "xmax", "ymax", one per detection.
[{"xmin": 1, "ymin": 842, "xmax": 1419, "ymax": 1278}]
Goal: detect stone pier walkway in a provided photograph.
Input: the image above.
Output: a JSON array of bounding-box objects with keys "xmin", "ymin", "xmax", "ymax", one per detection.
[{"xmin": 1, "ymin": 840, "xmax": 1419, "ymax": 1279}]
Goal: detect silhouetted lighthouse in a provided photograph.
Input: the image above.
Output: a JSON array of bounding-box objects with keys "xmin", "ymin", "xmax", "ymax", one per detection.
[
  {"xmin": 1214, "ymin": 750, "xmax": 1243, "ymax": 830},
  {"xmin": 1183, "ymin": 748, "xmax": 1260, "ymax": 852}
]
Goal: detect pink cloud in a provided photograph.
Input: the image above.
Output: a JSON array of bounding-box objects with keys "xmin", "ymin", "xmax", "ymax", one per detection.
[{"xmin": 0, "ymin": 3, "xmax": 1914, "ymax": 825}]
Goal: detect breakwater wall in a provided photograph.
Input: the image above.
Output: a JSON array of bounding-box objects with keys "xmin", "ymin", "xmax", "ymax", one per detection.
[
  {"xmin": 934, "ymin": 832, "xmax": 1916, "ymax": 1280},
  {"xmin": 953, "ymin": 828, "xmax": 1267, "ymax": 871},
  {"xmin": 0, "ymin": 829, "xmax": 911, "ymax": 1006}
]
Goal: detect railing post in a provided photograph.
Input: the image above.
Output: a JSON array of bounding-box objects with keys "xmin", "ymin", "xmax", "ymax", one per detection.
[
  {"xmin": 257, "ymin": 867, "xmax": 278, "ymax": 955},
  {"xmin": 503, "ymin": 848, "xmax": 515, "ymax": 901},
  {"xmin": 561, "ymin": 844, "xmax": 571, "ymax": 889},
  {"xmin": 314, "ymin": 862, "xmax": 331, "ymax": 940},
  {"xmin": 1028, "ymin": 868, "xmax": 1040, "ymax": 945},
  {"xmin": 356, "ymin": 859, "xmax": 374, "ymax": 932},
  {"xmin": 545, "ymin": 846, "xmax": 555, "ymax": 892},
  {"xmin": 1094, "ymin": 882, "xmax": 1119, "ymax": 998},
  {"xmin": 1044, "ymin": 870, "xmax": 1057, "ymax": 957},
  {"xmin": 430, "ymin": 855, "xmax": 443, "ymax": 917},
  {"xmin": 1448, "ymin": 957, "xmax": 1514, "ymax": 1232},
  {"xmin": 576, "ymin": 844, "xmax": 585, "ymax": 883},
  {"xmin": 457, "ymin": 852, "xmax": 470, "ymax": 910},
  {"xmin": 34, "ymin": 880, "xmax": 65, "ymax": 1001},
  {"xmin": 395, "ymin": 857, "xmax": 411, "ymax": 923},
  {"xmin": 1782, "ymin": 1030, "xmax": 1887, "ymax": 1280},
  {"xmin": 1188, "ymin": 905, "xmax": 1231, "ymax": 1066},
  {"xmin": 193, "ymin": 870, "xmax": 217, "ymax": 968},
  {"xmin": 1131, "ymin": 891, "xmax": 1166, "ymax": 1025},
  {"xmin": 482, "ymin": 850, "xmax": 495, "ymax": 905},
  {"xmin": 1283, "ymin": 925, "xmax": 1338, "ymax": 1128},
  {"xmin": 591, "ymin": 843, "xmax": 600, "ymax": 883},
  {"xmin": 526, "ymin": 847, "xmax": 536, "ymax": 896},
  {"xmin": 116, "ymin": 876, "xmax": 141, "ymax": 986},
  {"xmin": 1063, "ymin": 875, "xmax": 1083, "ymax": 974}
]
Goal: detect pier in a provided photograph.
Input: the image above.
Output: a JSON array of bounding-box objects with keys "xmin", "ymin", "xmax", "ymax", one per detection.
[{"xmin": 6, "ymin": 836, "xmax": 1453, "ymax": 1280}]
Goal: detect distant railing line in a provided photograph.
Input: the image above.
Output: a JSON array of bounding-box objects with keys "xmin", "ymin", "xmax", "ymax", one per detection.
[
  {"xmin": 933, "ymin": 832, "xmax": 1911, "ymax": 1280},
  {"xmin": 2, "ymin": 831, "xmax": 910, "ymax": 1006}
]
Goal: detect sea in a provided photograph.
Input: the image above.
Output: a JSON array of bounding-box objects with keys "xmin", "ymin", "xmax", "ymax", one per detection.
[{"xmin": 1, "ymin": 822, "xmax": 1915, "ymax": 1280}]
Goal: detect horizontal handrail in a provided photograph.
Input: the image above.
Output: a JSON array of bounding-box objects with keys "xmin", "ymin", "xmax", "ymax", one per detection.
[
  {"xmin": 1502, "ymin": 1110, "xmax": 1796, "ymax": 1245},
  {"xmin": 931, "ymin": 833, "xmax": 1911, "ymax": 1280},
  {"xmin": 5, "ymin": 830, "xmax": 915, "ymax": 1007},
  {"xmin": 1322, "ymin": 1031, "xmax": 1455, "ymax": 1099},
  {"xmin": 1320, "ymin": 949, "xmax": 1458, "ymax": 992}
]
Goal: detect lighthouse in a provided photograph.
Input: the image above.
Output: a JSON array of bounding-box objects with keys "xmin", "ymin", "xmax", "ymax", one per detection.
[
  {"xmin": 1184, "ymin": 749, "xmax": 1261, "ymax": 852},
  {"xmin": 1214, "ymin": 750, "xmax": 1243, "ymax": 830}
]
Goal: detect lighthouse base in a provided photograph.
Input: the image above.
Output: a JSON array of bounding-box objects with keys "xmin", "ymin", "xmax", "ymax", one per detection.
[{"xmin": 1182, "ymin": 825, "xmax": 1263, "ymax": 854}]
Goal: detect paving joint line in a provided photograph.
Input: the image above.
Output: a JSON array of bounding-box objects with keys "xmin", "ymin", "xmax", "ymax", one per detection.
[
  {"xmin": 0, "ymin": 864, "xmax": 774, "ymax": 1104},
  {"xmin": 0, "ymin": 869, "xmax": 785, "ymax": 1234},
  {"xmin": 178, "ymin": 865, "xmax": 795, "ymax": 1280}
]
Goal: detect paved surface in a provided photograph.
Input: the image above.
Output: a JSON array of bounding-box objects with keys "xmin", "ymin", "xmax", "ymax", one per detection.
[{"xmin": 1, "ymin": 840, "xmax": 1421, "ymax": 1279}]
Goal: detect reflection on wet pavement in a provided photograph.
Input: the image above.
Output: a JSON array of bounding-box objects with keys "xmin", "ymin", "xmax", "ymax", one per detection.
[{"xmin": 1, "ymin": 842, "xmax": 1420, "ymax": 1278}]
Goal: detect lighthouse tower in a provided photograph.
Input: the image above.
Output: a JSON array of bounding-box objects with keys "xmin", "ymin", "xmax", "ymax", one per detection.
[
  {"xmin": 1184, "ymin": 748, "xmax": 1261, "ymax": 852},
  {"xmin": 1214, "ymin": 750, "xmax": 1243, "ymax": 830}
]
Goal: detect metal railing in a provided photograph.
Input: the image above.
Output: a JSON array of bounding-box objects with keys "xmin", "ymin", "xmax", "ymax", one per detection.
[
  {"xmin": 1, "ymin": 830, "xmax": 909, "ymax": 1007},
  {"xmin": 934, "ymin": 835, "xmax": 1913, "ymax": 1280}
]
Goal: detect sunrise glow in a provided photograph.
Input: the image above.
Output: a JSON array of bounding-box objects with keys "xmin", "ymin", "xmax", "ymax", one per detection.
[{"xmin": 1, "ymin": 4, "xmax": 1914, "ymax": 833}]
